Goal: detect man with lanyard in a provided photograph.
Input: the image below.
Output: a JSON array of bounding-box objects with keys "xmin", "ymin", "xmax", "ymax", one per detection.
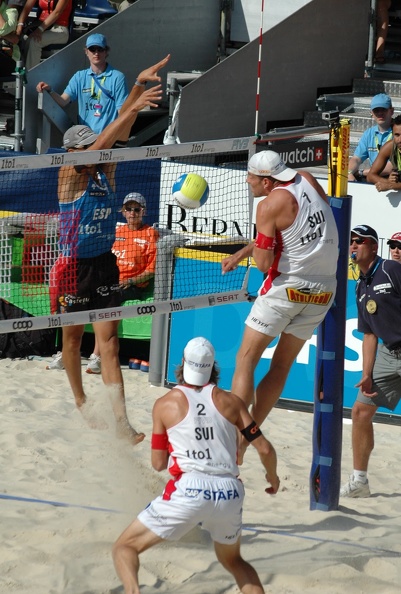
[
  {"xmin": 348, "ymin": 93, "xmax": 393, "ymax": 182},
  {"xmin": 368, "ymin": 114, "xmax": 401, "ymax": 192},
  {"xmin": 36, "ymin": 33, "xmax": 153, "ymax": 135},
  {"xmin": 341, "ymin": 225, "xmax": 401, "ymax": 498}
]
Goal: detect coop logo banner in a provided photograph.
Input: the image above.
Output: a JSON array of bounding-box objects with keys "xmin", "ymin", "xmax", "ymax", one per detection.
[{"xmin": 269, "ymin": 141, "xmax": 327, "ymax": 167}]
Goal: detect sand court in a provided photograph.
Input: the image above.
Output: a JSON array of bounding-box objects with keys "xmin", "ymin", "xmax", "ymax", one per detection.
[{"xmin": 1, "ymin": 357, "xmax": 401, "ymax": 593}]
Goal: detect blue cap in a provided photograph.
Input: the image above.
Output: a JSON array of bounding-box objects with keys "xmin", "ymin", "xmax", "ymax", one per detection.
[
  {"xmin": 370, "ymin": 93, "xmax": 392, "ymax": 110},
  {"xmin": 86, "ymin": 33, "xmax": 108, "ymax": 49}
]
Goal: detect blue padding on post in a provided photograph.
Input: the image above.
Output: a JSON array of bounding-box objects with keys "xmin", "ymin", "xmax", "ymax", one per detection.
[
  {"xmin": 313, "ymin": 455, "xmax": 333, "ymax": 466},
  {"xmin": 315, "ymin": 403, "xmax": 333, "ymax": 413},
  {"xmin": 312, "ymin": 502, "xmax": 330, "ymax": 511},
  {"xmin": 329, "ymin": 197, "xmax": 344, "ymax": 209},
  {"xmin": 318, "ymin": 350, "xmax": 335, "ymax": 360}
]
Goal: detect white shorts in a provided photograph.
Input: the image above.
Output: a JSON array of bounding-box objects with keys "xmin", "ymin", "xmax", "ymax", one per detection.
[
  {"xmin": 246, "ymin": 275, "xmax": 337, "ymax": 340},
  {"xmin": 137, "ymin": 471, "xmax": 244, "ymax": 545}
]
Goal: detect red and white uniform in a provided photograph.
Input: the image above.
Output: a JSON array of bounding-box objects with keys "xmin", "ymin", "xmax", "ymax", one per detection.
[
  {"xmin": 247, "ymin": 174, "xmax": 338, "ymax": 340},
  {"xmin": 167, "ymin": 383, "xmax": 239, "ymax": 478},
  {"xmin": 261, "ymin": 174, "xmax": 338, "ymax": 293},
  {"xmin": 137, "ymin": 384, "xmax": 244, "ymax": 544}
]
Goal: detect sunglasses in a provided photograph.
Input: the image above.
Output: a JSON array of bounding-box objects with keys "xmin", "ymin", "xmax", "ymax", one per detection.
[
  {"xmin": 389, "ymin": 242, "xmax": 401, "ymax": 250},
  {"xmin": 123, "ymin": 206, "xmax": 143, "ymax": 213},
  {"xmin": 87, "ymin": 46, "xmax": 106, "ymax": 53},
  {"xmin": 350, "ymin": 238, "xmax": 367, "ymax": 245}
]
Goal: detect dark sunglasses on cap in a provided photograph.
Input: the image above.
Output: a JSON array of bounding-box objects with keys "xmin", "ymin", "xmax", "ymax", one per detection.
[
  {"xmin": 350, "ymin": 237, "xmax": 368, "ymax": 245},
  {"xmin": 123, "ymin": 206, "xmax": 143, "ymax": 213},
  {"xmin": 87, "ymin": 46, "xmax": 106, "ymax": 53},
  {"xmin": 389, "ymin": 241, "xmax": 401, "ymax": 249}
]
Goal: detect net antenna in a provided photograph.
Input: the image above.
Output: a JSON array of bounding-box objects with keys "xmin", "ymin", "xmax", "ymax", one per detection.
[{"xmin": 254, "ymin": 0, "xmax": 266, "ymax": 135}]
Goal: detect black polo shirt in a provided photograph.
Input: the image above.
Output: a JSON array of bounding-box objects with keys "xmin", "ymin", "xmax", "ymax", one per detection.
[{"xmin": 356, "ymin": 256, "xmax": 401, "ymax": 350}]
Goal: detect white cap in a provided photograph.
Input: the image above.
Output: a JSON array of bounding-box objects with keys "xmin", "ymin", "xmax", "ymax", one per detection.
[
  {"xmin": 183, "ymin": 337, "xmax": 215, "ymax": 386},
  {"xmin": 248, "ymin": 150, "xmax": 296, "ymax": 182}
]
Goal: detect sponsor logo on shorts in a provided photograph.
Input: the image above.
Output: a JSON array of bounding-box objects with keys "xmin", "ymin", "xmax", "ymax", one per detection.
[
  {"xmin": 185, "ymin": 488, "xmax": 202, "ymax": 498},
  {"xmin": 250, "ymin": 316, "xmax": 269, "ymax": 328},
  {"xmin": 97, "ymin": 285, "xmax": 111, "ymax": 297},
  {"xmin": 286, "ymin": 288, "xmax": 332, "ymax": 305},
  {"xmin": 184, "ymin": 488, "xmax": 240, "ymax": 501}
]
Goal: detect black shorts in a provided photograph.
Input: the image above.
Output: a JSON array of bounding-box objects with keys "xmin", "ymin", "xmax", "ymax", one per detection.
[{"xmin": 57, "ymin": 252, "xmax": 122, "ymax": 314}]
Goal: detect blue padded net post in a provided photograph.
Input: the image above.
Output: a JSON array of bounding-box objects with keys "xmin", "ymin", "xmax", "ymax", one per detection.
[{"xmin": 310, "ymin": 194, "xmax": 352, "ymax": 511}]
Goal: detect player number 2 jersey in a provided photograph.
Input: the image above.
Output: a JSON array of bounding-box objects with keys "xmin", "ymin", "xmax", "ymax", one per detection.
[{"xmin": 167, "ymin": 384, "xmax": 239, "ymax": 477}]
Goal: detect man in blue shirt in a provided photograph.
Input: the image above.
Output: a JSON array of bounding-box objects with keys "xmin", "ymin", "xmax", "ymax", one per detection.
[
  {"xmin": 341, "ymin": 224, "xmax": 401, "ymax": 498},
  {"xmin": 36, "ymin": 33, "xmax": 128, "ymax": 134},
  {"xmin": 348, "ymin": 93, "xmax": 394, "ymax": 182}
]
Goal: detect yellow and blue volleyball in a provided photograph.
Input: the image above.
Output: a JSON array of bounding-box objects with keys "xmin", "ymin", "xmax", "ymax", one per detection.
[{"xmin": 172, "ymin": 173, "xmax": 209, "ymax": 209}]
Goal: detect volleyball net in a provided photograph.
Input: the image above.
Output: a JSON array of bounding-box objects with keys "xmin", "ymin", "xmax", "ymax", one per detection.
[{"xmin": 0, "ymin": 137, "xmax": 256, "ymax": 334}]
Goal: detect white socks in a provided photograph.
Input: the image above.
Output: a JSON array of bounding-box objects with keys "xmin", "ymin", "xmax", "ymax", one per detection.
[{"xmin": 353, "ymin": 470, "xmax": 368, "ymax": 483}]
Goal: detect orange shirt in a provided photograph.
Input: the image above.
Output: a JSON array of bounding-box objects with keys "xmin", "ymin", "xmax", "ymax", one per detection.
[
  {"xmin": 112, "ymin": 224, "xmax": 159, "ymax": 287},
  {"xmin": 38, "ymin": 0, "xmax": 72, "ymax": 27}
]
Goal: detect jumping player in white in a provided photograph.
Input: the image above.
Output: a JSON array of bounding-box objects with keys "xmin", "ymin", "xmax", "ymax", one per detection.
[
  {"xmin": 223, "ymin": 150, "xmax": 338, "ymax": 458},
  {"xmin": 112, "ymin": 336, "xmax": 280, "ymax": 594}
]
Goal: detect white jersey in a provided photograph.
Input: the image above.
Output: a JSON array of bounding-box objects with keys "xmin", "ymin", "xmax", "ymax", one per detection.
[
  {"xmin": 260, "ymin": 174, "xmax": 338, "ymax": 294},
  {"xmin": 167, "ymin": 384, "xmax": 239, "ymax": 478}
]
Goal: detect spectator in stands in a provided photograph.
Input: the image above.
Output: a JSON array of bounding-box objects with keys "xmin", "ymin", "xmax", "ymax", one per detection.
[
  {"xmin": 367, "ymin": 114, "xmax": 401, "ymax": 191},
  {"xmin": 51, "ymin": 56, "xmax": 168, "ymax": 444},
  {"xmin": 375, "ymin": 0, "xmax": 391, "ymax": 64},
  {"xmin": 388, "ymin": 231, "xmax": 401, "ymax": 262},
  {"xmin": 0, "ymin": 0, "xmax": 21, "ymax": 69},
  {"xmin": 36, "ymin": 33, "xmax": 128, "ymax": 135},
  {"xmin": 348, "ymin": 93, "xmax": 394, "ymax": 182},
  {"xmin": 7, "ymin": 0, "xmax": 26, "ymax": 15},
  {"xmin": 16, "ymin": 0, "xmax": 72, "ymax": 70}
]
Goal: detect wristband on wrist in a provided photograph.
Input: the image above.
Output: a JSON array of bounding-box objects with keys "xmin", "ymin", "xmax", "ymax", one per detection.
[
  {"xmin": 18, "ymin": 22, "xmax": 24, "ymax": 26},
  {"xmin": 134, "ymin": 79, "xmax": 146, "ymax": 87},
  {"xmin": 38, "ymin": 25, "xmax": 44, "ymax": 32}
]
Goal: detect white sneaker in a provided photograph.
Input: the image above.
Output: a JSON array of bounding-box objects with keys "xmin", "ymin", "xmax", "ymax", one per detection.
[
  {"xmin": 340, "ymin": 474, "xmax": 370, "ymax": 498},
  {"xmin": 86, "ymin": 353, "xmax": 101, "ymax": 374},
  {"xmin": 46, "ymin": 351, "xmax": 64, "ymax": 370}
]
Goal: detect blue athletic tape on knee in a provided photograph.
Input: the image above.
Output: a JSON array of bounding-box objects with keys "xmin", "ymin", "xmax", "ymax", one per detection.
[
  {"xmin": 151, "ymin": 433, "xmax": 169, "ymax": 450},
  {"xmin": 254, "ymin": 232, "xmax": 275, "ymax": 250},
  {"xmin": 240, "ymin": 421, "xmax": 262, "ymax": 442}
]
